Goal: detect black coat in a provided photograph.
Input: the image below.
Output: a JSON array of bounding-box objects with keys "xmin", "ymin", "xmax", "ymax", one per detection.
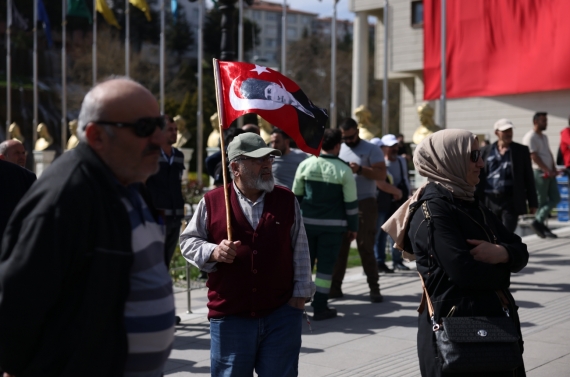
[
  {"xmin": 476, "ymin": 141, "xmax": 538, "ymax": 215},
  {"xmin": 0, "ymin": 143, "xmax": 162, "ymax": 377},
  {"xmin": 146, "ymin": 147, "xmax": 185, "ymax": 221},
  {"xmin": 408, "ymin": 183, "xmax": 528, "ymax": 377},
  {"xmin": 0, "ymin": 160, "xmax": 36, "ymax": 243}
]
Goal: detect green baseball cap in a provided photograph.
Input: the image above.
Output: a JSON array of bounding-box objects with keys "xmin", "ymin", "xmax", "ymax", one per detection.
[{"xmin": 227, "ymin": 133, "xmax": 282, "ymax": 161}]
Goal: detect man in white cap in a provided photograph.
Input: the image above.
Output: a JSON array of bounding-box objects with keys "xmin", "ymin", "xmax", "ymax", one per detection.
[{"xmin": 476, "ymin": 118, "xmax": 538, "ymax": 234}]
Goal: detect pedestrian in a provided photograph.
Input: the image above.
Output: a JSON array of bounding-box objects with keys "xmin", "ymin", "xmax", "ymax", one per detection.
[
  {"xmin": 383, "ymin": 129, "xmax": 528, "ymax": 377},
  {"xmin": 560, "ymin": 115, "xmax": 570, "ymax": 172},
  {"xmin": 476, "ymin": 119, "xmax": 538, "ymax": 233},
  {"xmin": 331, "ymin": 118, "xmax": 386, "ymax": 303},
  {"xmin": 292, "ymin": 128, "xmax": 358, "ymax": 321},
  {"xmin": 180, "ymin": 132, "xmax": 314, "ymax": 377},
  {"xmin": 522, "ymin": 112, "xmax": 560, "ymax": 238},
  {"xmin": 375, "ymin": 134, "xmax": 412, "ymax": 272},
  {"xmin": 0, "ymin": 160, "xmax": 36, "ymax": 243},
  {"xmin": 0, "ymin": 77, "xmax": 175, "ymax": 377},
  {"xmin": 270, "ymin": 128, "xmax": 308, "ymax": 189},
  {"xmin": 0, "ymin": 139, "xmax": 27, "ymax": 168},
  {"xmin": 146, "ymin": 114, "xmax": 186, "ymax": 264}
]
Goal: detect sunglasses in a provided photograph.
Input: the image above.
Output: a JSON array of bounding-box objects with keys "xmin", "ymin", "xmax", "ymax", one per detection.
[
  {"xmin": 341, "ymin": 133, "xmax": 358, "ymax": 141},
  {"xmin": 234, "ymin": 155, "xmax": 275, "ymax": 164},
  {"xmin": 470, "ymin": 150, "xmax": 481, "ymax": 163},
  {"xmin": 94, "ymin": 117, "xmax": 165, "ymax": 137}
]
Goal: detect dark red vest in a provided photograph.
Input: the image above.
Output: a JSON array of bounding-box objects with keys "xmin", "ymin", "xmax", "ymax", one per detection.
[{"xmin": 204, "ymin": 184, "xmax": 295, "ymax": 319}]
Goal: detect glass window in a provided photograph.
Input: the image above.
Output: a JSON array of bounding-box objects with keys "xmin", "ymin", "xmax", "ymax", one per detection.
[
  {"xmin": 265, "ymin": 38, "xmax": 276, "ymax": 48},
  {"xmin": 252, "ymin": 10, "xmax": 262, "ymax": 20},
  {"xmin": 287, "ymin": 27, "xmax": 297, "ymax": 39},
  {"xmin": 411, "ymin": 1, "xmax": 424, "ymax": 28},
  {"xmin": 266, "ymin": 12, "xmax": 279, "ymax": 21},
  {"xmin": 287, "ymin": 14, "xmax": 297, "ymax": 24},
  {"xmin": 265, "ymin": 24, "xmax": 277, "ymax": 36}
]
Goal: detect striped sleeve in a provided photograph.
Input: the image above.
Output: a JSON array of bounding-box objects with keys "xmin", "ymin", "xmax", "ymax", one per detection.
[{"xmin": 342, "ymin": 167, "xmax": 359, "ymax": 232}]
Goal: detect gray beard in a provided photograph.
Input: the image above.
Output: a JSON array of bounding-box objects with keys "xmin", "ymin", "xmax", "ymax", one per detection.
[{"xmin": 241, "ymin": 163, "xmax": 275, "ymax": 192}]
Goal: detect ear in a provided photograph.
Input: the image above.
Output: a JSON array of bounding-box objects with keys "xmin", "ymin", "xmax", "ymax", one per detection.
[
  {"xmin": 229, "ymin": 160, "xmax": 239, "ymax": 177},
  {"xmin": 84, "ymin": 124, "xmax": 106, "ymax": 152},
  {"xmin": 494, "ymin": 130, "xmax": 499, "ymax": 137}
]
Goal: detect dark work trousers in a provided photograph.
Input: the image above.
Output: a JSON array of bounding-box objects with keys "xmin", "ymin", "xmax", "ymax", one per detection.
[
  {"xmin": 306, "ymin": 229, "xmax": 344, "ymax": 312},
  {"xmin": 331, "ymin": 197, "xmax": 379, "ymax": 294},
  {"xmin": 484, "ymin": 194, "xmax": 519, "ymax": 233},
  {"xmin": 165, "ymin": 218, "xmax": 182, "ymax": 265}
]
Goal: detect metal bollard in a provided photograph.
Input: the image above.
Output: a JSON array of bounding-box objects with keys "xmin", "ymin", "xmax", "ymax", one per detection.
[{"xmin": 186, "ymin": 260, "xmax": 192, "ymax": 313}]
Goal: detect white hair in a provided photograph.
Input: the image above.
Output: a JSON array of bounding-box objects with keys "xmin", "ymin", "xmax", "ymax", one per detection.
[
  {"xmin": 0, "ymin": 139, "xmax": 22, "ymax": 155},
  {"xmin": 76, "ymin": 75, "xmax": 137, "ymax": 142}
]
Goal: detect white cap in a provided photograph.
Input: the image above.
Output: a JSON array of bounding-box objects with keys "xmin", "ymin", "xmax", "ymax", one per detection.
[
  {"xmin": 494, "ymin": 118, "xmax": 514, "ymax": 131},
  {"xmin": 370, "ymin": 137, "xmax": 383, "ymax": 147},
  {"xmin": 381, "ymin": 134, "xmax": 398, "ymax": 147}
]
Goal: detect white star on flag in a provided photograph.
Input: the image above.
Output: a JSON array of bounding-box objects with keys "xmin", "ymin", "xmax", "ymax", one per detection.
[{"xmin": 250, "ymin": 65, "xmax": 269, "ymax": 75}]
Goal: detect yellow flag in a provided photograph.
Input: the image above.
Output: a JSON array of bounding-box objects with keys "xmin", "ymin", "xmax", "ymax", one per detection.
[
  {"xmin": 129, "ymin": 0, "xmax": 152, "ymax": 22},
  {"xmin": 96, "ymin": 0, "xmax": 121, "ymax": 29}
]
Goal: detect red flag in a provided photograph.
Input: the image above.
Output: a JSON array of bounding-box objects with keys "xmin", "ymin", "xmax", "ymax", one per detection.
[
  {"xmin": 214, "ymin": 60, "xmax": 327, "ymax": 156},
  {"xmin": 424, "ymin": 0, "xmax": 570, "ymax": 100}
]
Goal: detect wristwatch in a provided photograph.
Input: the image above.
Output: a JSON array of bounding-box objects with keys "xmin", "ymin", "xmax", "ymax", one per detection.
[{"xmin": 357, "ymin": 165, "xmax": 363, "ymax": 175}]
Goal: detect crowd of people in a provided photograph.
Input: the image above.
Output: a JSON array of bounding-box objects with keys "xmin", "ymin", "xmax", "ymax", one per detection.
[{"xmin": 0, "ymin": 75, "xmax": 568, "ymax": 377}]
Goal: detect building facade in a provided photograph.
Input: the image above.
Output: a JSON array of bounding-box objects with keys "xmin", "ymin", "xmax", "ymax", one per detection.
[{"xmin": 350, "ymin": 0, "xmax": 568, "ymax": 154}]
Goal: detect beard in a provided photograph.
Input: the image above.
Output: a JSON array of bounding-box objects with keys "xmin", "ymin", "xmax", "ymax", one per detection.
[{"xmin": 241, "ymin": 163, "xmax": 275, "ymax": 192}]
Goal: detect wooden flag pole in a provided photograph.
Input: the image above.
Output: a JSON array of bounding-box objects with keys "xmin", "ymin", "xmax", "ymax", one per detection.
[{"xmin": 212, "ymin": 58, "xmax": 233, "ymax": 241}]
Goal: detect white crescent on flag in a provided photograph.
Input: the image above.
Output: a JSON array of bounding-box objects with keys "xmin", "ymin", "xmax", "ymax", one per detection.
[{"xmin": 229, "ymin": 78, "xmax": 286, "ymax": 112}]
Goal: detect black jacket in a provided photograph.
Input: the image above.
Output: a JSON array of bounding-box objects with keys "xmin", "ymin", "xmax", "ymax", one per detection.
[
  {"xmin": 408, "ymin": 183, "xmax": 528, "ymax": 377},
  {"xmin": 146, "ymin": 147, "xmax": 185, "ymax": 221},
  {"xmin": 476, "ymin": 141, "xmax": 538, "ymax": 215},
  {"xmin": 0, "ymin": 143, "xmax": 161, "ymax": 377},
  {"xmin": 0, "ymin": 160, "xmax": 36, "ymax": 243}
]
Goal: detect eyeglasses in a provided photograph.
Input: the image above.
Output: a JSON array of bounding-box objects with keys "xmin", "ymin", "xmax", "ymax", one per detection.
[
  {"xmin": 234, "ymin": 155, "xmax": 275, "ymax": 164},
  {"xmin": 470, "ymin": 150, "xmax": 481, "ymax": 163},
  {"xmin": 94, "ymin": 116, "xmax": 165, "ymax": 138},
  {"xmin": 341, "ymin": 133, "xmax": 358, "ymax": 142}
]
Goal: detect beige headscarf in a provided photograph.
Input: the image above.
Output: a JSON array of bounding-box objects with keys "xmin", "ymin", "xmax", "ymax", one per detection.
[{"xmin": 381, "ymin": 129, "xmax": 478, "ymax": 258}]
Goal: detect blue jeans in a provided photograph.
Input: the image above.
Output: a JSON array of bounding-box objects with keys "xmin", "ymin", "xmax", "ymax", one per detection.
[
  {"xmin": 374, "ymin": 210, "xmax": 403, "ymax": 265},
  {"xmin": 210, "ymin": 303, "xmax": 303, "ymax": 377}
]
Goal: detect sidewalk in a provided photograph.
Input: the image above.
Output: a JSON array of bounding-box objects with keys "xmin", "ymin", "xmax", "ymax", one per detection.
[{"xmin": 166, "ymin": 226, "xmax": 570, "ymax": 376}]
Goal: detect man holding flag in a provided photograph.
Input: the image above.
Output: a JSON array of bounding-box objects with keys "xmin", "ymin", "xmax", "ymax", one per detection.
[{"xmin": 180, "ymin": 60, "xmax": 324, "ymax": 376}]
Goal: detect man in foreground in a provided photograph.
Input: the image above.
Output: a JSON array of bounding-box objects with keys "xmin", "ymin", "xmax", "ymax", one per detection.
[
  {"xmin": 0, "ymin": 78, "xmax": 174, "ymax": 377},
  {"xmin": 476, "ymin": 119, "xmax": 537, "ymax": 233},
  {"xmin": 522, "ymin": 112, "xmax": 560, "ymax": 238},
  {"xmin": 293, "ymin": 128, "xmax": 358, "ymax": 321},
  {"xmin": 180, "ymin": 133, "xmax": 315, "ymax": 377}
]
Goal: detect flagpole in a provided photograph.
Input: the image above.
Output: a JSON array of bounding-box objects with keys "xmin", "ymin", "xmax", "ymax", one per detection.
[
  {"xmin": 382, "ymin": 0, "xmax": 389, "ymax": 136},
  {"xmin": 160, "ymin": 0, "xmax": 165, "ymax": 114},
  {"xmin": 62, "ymin": 0, "xmax": 67, "ymax": 147},
  {"xmin": 125, "ymin": 0, "xmax": 130, "ymax": 77},
  {"xmin": 197, "ymin": 0, "xmax": 204, "ymax": 186},
  {"xmin": 93, "ymin": 0, "xmax": 97, "ymax": 85},
  {"xmin": 212, "ymin": 58, "xmax": 232, "ymax": 241},
  {"xmin": 281, "ymin": 0, "xmax": 286, "ymax": 73},
  {"xmin": 330, "ymin": 0, "xmax": 337, "ymax": 129},
  {"xmin": 440, "ymin": 0, "xmax": 446, "ymax": 128},
  {"xmin": 237, "ymin": 0, "xmax": 243, "ymax": 128},
  {"xmin": 33, "ymin": 0, "xmax": 38, "ymax": 147},
  {"xmin": 6, "ymin": 0, "xmax": 12, "ymax": 131}
]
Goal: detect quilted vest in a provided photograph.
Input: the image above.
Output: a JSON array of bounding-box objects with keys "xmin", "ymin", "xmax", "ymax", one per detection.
[{"xmin": 204, "ymin": 184, "xmax": 295, "ymax": 319}]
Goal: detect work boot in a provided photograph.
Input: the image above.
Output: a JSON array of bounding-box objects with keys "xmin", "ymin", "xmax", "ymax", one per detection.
[
  {"xmin": 531, "ymin": 220, "xmax": 546, "ymax": 238},
  {"xmin": 393, "ymin": 262, "xmax": 411, "ymax": 271},
  {"xmin": 313, "ymin": 307, "xmax": 338, "ymax": 321},
  {"xmin": 377, "ymin": 262, "xmax": 394, "ymax": 274},
  {"xmin": 328, "ymin": 289, "xmax": 344, "ymax": 299},
  {"xmin": 543, "ymin": 224, "xmax": 558, "ymax": 238},
  {"xmin": 370, "ymin": 290, "xmax": 383, "ymax": 303}
]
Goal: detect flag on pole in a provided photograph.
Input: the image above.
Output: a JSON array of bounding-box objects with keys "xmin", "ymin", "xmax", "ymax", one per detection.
[
  {"xmin": 67, "ymin": 0, "xmax": 93, "ymax": 23},
  {"xmin": 37, "ymin": 0, "xmax": 53, "ymax": 48},
  {"xmin": 214, "ymin": 60, "xmax": 327, "ymax": 156},
  {"xmin": 12, "ymin": 4, "xmax": 29, "ymax": 30},
  {"xmin": 171, "ymin": 0, "xmax": 178, "ymax": 22},
  {"xmin": 96, "ymin": 0, "xmax": 121, "ymax": 29},
  {"xmin": 130, "ymin": 0, "xmax": 152, "ymax": 22}
]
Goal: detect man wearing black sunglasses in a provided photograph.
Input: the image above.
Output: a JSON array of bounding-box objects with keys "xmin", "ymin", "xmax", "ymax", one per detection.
[{"xmin": 0, "ymin": 77, "xmax": 175, "ymax": 377}]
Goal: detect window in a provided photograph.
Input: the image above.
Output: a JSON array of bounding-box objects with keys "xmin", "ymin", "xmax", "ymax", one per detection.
[
  {"xmin": 266, "ymin": 12, "xmax": 279, "ymax": 21},
  {"xmin": 252, "ymin": 10, "xmax": 262, "ymax": 20},
  {"xmin": 265, "ymin": 38, "xmax": 276, "ymax": 48},
  {"xmin": 411, "ymin": 1, "xmax": 424, "ymax": 28},
  {"xmin": 287, "ymin": 27, "xmax": 297, "ymax": 39},
  {"xmin": 265, "ymin": 24, "xmax": 277, "ymax": 37},
  {"xmin": 287, "ymin": 14, "xmax": 297, "ymax": 24}
]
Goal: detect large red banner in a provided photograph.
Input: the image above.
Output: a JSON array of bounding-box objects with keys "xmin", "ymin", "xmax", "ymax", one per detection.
[{"xmin": 424, "ymin": 0, "xmax": 570, "ymax": 100}]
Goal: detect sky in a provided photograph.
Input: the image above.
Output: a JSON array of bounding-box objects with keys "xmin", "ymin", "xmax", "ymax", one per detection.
[{"xmin": 285, "ymin": 0, "xmax": 354, "ymax": 21}]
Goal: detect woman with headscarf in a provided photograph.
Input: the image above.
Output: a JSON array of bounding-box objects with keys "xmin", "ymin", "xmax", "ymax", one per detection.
[{"xmin": 383, "ymin": 129, "xmax": 528, "ymax": 376}]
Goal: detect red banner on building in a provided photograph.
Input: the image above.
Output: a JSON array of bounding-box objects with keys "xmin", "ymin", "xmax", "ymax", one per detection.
[{"xmin": 424, "ymin": 0, "xmax": 570, "ymax": 100}]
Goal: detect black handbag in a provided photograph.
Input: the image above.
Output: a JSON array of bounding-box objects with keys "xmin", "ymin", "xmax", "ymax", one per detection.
[{"xmin": 418, "ymin": 201, "xmax": 524, "ymax": 374}]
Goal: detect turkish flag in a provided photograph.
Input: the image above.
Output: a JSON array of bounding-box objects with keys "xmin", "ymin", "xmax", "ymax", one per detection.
[
  {"xmin": 424, "ymin": 0, "xmax": 570, "ymax": 100},
  {"xmin": 214, "ymin": 59, "xmax": 328, "ymax": 156}
]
